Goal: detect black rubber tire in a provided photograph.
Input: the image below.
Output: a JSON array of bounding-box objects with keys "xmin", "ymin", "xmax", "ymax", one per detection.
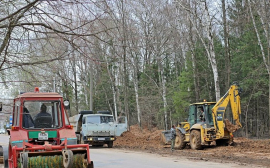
[
  {"xmin": 87, "ymin": 161, "xmax": 94, "ymax": 168},
  {"xmin": 0, "ymin": 146, "xmax": 3, "ymax": 156},
  {"xmin": 190, "ymin": 130, "xmax": 203, "ymax": 150},
  {"xmin": 174, "ymin": 131, "xmax": 186, "ymax": 149},
  {"xmin": 216, "ymin": 139, "xmax": 229, "ymax": 146},
  {"xmin": 107, "ymin": 142, "xmax": 113, "ymax": 148},
  {"xmin": 63, "ymin": 150, "xmax": 74, "ymax": 168},
  {"xmin": 3, "ymin": 146, "xmax": 8, "ymax": 168},
  {"xmin": 80, "ymin": 135, "xmax": 85, "ymax": 144}
]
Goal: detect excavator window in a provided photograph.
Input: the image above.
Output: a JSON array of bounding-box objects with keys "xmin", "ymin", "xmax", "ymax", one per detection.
[
  {"xmin": 188, "ymin": 105, "xmax": 196, "ymax": 126},
  {"xmin": 207, "ymin": 104, "xmax": 215, "ymax": 126},
  {"xmin": 197, "ymin": 106, "xmax": 205, "ymax": 122}
]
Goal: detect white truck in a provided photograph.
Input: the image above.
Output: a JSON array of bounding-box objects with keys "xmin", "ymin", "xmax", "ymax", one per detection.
[{"xmin": 76, "ymin": 111, "xmax": 127, "ymax": 148}]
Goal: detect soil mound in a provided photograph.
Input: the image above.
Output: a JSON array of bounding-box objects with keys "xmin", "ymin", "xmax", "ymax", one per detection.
[{"xmin": 114, "ymin": 125, "xmax": 270, "ymax": 168}]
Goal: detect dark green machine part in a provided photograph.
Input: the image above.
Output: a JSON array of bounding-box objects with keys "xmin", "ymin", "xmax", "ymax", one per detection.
[
  {"xmin": 19, "ymin": 154, "xmax": 86, "ymax": 168},
  {"xmin": 28, "ymin": 131, "xmax": 57, "ymax": 139}
]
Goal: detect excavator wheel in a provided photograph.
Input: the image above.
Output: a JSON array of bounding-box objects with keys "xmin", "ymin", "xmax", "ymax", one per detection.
[
  {"xmin": 190, "ymin": 130, "xmax": 203, "ymax": 150},
  {"xmin": 174, "ymin": 131, "xmax": 186, "ymax": 149}
]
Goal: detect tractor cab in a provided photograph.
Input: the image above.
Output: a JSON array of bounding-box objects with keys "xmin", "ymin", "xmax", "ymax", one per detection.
[
  {"xmin": 5, "ymin": 88, "xmax": 94, "ymax": 168},
  {"xmin": 21, "ymin": 101, "xmax": 66, "ymax": 129}
]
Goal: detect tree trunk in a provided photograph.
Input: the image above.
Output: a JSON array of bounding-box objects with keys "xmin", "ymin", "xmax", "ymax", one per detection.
[
  {"xmin": 133, "ymin": 69, "xmax": 141, "ymax": 127},
  {"xmin": 222, "ymin": 0, "xmax": 231, "ymax": 89},
  {"xmin": 161, "ymin": 64, "xmax": 168, "ymax": 130},
  {"xmin": 248, "ymin": 0, "xmax": 270, "ymax": 135}
]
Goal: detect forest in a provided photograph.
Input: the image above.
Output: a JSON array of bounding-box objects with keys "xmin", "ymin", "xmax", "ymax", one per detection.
[{"xmin": 0, "ymin": 0, "xmax": 269, "ymax": 138}]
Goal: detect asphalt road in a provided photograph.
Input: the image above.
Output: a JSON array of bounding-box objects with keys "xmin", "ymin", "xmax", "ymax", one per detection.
[{"xmin": 0, "ymin": 134, "xmax": 258, "ymax": 168}]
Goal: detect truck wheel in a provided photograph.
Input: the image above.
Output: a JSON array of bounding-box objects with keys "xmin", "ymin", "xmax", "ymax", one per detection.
[
  {"xmin": 190, "ymin": 130, "xmax": 203, "ymax": 150},
  {"xmin": 107, "ymin": 142, "xmax": 113, "ymax": 148},
  {"xmin": 80, "ymin": 136, "xmax": 85, "ymax": 144},
  {"xmin": 174, "ymin": 131, "xmax": 186, "ymax": 149}
]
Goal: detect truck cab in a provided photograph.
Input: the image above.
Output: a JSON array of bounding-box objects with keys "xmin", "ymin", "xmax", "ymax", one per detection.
[{"xmin": 76, "ymin": 111, "xmax": 127, "ymax": 148}]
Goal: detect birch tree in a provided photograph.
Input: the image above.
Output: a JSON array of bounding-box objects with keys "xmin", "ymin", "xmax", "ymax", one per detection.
[
  {"xmin": 177, "ymin": 0, "xmax": 221, "ymax": 101},
  {"xmin": 247, "ymin": 0, "xmax": 270, "ymax": 134}
]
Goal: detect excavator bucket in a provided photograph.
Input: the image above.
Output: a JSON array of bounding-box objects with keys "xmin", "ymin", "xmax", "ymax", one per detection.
[
  {"xmin": 160, "ymin": 130, "xmax": 171, "ymax": 145},
  {"xmin": 224, "ymin": 119, "xmax": 240, "ymax": 133}
]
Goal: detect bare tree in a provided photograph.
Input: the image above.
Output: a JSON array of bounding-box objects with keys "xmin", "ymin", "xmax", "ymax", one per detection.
[{"xmin": 177, "ymin": 0, "xmax": 221, "ymax": 101}]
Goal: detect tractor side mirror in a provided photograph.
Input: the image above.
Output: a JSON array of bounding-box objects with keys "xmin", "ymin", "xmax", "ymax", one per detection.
[{"xmin": 63, "ymin": 100, "xmax": 70, "ymax": 110}]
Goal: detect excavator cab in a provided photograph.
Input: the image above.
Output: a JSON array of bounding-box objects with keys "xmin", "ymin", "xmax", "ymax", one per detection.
[{"xmin": 187, "ymin": 103, "xmax": 215, "ymax": 127}]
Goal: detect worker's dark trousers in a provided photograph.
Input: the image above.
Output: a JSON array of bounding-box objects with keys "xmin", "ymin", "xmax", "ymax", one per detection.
[{"xmin": 171, "ymin": 138, "xmax": 175, "ymax": 150}]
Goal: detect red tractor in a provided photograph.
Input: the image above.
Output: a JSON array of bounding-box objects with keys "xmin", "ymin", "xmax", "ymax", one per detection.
[{"xmin": 4, "ymin": 88, "xmax": 94, "ymax": 168}]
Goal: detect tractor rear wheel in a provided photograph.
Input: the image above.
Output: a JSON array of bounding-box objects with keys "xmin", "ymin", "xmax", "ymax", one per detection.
[
  {"xmin": 174, "ymin": 131, "xmax": 186, "ymax": 149},
  {"xmin": 190, "ymin": 130, "xmax": 203, "ymax": 150}
]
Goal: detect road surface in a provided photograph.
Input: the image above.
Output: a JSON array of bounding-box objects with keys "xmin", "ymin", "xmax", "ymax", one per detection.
[{"xmin": 0, "ymin": 134, "xmax": 261, "ymax": 168}]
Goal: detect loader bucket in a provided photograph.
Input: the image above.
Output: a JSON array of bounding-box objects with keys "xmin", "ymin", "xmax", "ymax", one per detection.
[{"xmin": 160, "ymin": 130, "xmax": 171, "ymax": 145}]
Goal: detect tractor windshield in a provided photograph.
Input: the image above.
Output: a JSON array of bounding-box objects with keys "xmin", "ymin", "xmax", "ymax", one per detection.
[{"xmin": 22, "ymin": 101, "xmax": 63, "ymax": 129}]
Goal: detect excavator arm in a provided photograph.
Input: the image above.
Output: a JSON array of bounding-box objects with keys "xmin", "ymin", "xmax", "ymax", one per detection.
[{"xmin": 212, "ymin": 82, "xmax": 242, "ymax": 138}]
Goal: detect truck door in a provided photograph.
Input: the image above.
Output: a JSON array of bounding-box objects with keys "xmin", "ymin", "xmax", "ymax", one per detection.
[
  {"xmin": 81, "ymin": 116, "xmax": 86, "ymax": 137},
  {"xmin": 115, "ymin": 116, "xmax": 127, "ymax": 136}
]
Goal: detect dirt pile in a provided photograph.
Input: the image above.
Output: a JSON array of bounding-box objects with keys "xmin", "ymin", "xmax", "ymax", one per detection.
[
  {"xmin": 114, "ymin": 125, "xmax": 163, "ymax": 150},
  {"xmin": 224, "ymin": 119, "xmax": 239, "ymax": 132},
  {"xmin": 114, "ymin": 125, "xmax": 270, "ymax": 168}
]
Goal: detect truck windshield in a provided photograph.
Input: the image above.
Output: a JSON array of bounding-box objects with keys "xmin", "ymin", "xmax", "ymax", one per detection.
[
  {"xmin": 86, "ymin": 115, "xmax": 114, "ymax": 124},
  {"xmin": 23, "ymin": 101, "xmax": 63, "ymax": 129},
  {"xmin": 100, "ymin": 116, "xmax": 114, "ymax": 123}
]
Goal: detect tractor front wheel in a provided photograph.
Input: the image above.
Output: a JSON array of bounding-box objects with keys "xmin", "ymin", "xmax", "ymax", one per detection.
[
  {"xmin": 3, "ymin": 146, "xmax": 8, "ymax": 168},
  {"xmin": 174, "ymin": 131, "xmax": 186, "ymax": 149},
  {"xmin": 190, "ymin": 130, "xmax": 203, "ymax": 150},
  {"xmin": 87, "ymin": 161, "xmax": 94, "ymax": 168}
]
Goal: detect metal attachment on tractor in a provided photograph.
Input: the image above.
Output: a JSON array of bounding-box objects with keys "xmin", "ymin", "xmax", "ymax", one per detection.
[
  {"xmin": 20, "ymin": 152, "xmax": 28, "ymax": 168},
  {"xmin": 62, "ymin": 150, "xmax": 74, "ymax": 168}
]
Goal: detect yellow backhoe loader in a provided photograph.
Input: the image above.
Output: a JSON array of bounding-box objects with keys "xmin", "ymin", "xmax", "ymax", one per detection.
[{"xmin": 164, "ymin": 82, "xmax": 242, "ymax": 150}]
